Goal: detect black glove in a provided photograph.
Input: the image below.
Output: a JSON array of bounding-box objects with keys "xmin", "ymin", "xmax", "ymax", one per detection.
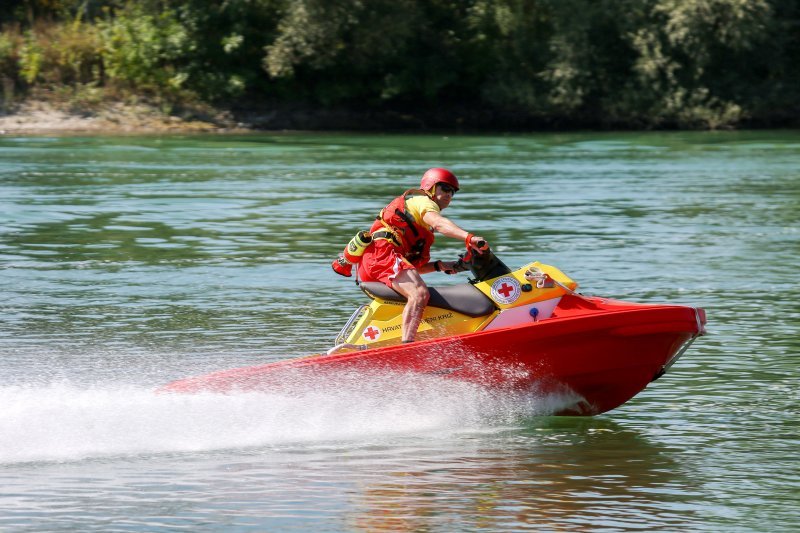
[{"xmin": 449, "ymin": 259, "xmax": 469, "ymax": 273}]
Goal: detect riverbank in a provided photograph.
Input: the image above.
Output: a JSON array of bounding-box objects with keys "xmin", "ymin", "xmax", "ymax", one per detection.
[
  {"xmin": 0, "ymin": 101, "xmax": 241, "ymax": 135},
  {"xmin": 0, "ymin": 100, "xmax": 568, "ymax": 135},
  {"xmin": 4, "ymin": 99, "xmax": 794, "ymax": 135},
  {"xmin": 0, "ymin": 101, "xmax": 439, "ymax": 135}
]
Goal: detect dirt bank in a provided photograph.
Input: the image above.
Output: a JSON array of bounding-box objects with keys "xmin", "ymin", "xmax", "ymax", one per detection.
[
  {"xmin": 0, "ymin": 101, "xmax": 241, "ymax": 135},
  {"xmin": 0, "ymin": 99, "xmax": 557, "ymax": 135}
]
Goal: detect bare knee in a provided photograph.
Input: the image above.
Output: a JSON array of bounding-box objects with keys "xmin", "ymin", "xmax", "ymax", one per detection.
[
  {"xmin": 407, "ymin": 285, "xmax": 429, "ymax": 307},
  {"xmin": 392, "ymin": 269, "xmax": 429, "ymax": 308}
]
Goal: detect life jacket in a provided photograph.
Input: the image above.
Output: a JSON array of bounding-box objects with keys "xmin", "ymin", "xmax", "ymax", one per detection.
[{"xmin": 369, "ymin": 189, "xmax": 436, "ymax": 267}]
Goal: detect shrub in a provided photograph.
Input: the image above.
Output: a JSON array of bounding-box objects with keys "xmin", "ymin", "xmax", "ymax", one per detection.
[
  {"xmin": 0, "ymin": 30, "xmax": 21, "ymax": 108},
  {"xmin": 98, "ymin": 3, "xmax": 193, "ymax": 96},
  {"xmin": 17, "ymin": 21, "xmax": 102, "ymax": 86}
]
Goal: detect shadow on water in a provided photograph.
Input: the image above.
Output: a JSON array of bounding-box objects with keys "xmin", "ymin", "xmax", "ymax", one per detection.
[{"xmin": 348, "ymin": 417, "xmax": 698, "ymax": 531}]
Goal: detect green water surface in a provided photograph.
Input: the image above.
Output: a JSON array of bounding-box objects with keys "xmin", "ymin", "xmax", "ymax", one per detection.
[{"xmin": 0, "ymin": 132, "xmax": 798, "ymax": 531}]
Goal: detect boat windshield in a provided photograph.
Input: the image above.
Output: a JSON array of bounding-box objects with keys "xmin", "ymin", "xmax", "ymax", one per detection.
[{"xmin": 467, "ymin": 247, "xmax": 513, "ymax": 282}]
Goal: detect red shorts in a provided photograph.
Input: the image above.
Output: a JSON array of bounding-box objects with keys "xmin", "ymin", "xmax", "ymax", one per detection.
[{"xmin": 357, "ymin": 239, "xmax": 414, "ymax": 287}]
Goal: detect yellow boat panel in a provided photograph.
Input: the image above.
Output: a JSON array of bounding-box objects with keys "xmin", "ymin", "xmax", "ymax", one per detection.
[
  {"xmin": 341, "ymin": 262, "xmax": 574, "ymax": 348},
  {"xmin": 473, "ymin": 262, "xmax": 578, "ymax": 310},
  {"xmin": 346, "ymin": 301, "xmax": 497, "ymax": 348}
]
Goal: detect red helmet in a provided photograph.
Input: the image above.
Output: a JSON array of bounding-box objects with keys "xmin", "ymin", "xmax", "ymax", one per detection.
[{"xmin": 420, "ymin": 167, "xmax": 459, "ymax": 192}]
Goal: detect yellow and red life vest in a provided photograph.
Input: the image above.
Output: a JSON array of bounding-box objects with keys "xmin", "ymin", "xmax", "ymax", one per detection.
[{"xmin": 369, "ymin": 189, "xmax": 435, "ymax": 267}]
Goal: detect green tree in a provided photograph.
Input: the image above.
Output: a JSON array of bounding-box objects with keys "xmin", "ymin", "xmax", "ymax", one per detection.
[
  {"xmin": 98, "ymin": 2, "xmax": 192, "ymax": 94},
  {"xmin": 624, "ymin": 0, "xmax": 773, "ymax": 127},
  {"xmin": 0, "ymin": 0, "xmax": 797, "ymax": 128}
]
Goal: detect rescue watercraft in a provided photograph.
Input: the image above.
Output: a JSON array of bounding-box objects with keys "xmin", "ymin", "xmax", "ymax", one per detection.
[{"xmin": 161, "ymin": 246, "xmax": 706, "ymax": 415}]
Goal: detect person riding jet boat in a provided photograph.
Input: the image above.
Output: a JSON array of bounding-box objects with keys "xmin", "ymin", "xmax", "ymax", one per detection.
[{"xmin": 332, "ymin": 168, "xmax": 488, "ymax": 343}]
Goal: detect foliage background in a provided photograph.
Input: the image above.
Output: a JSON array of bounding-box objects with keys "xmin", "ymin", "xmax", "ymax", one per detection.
[{"xmin": 1, "ymin": 0, "xmax": 798, "ymax": 129}]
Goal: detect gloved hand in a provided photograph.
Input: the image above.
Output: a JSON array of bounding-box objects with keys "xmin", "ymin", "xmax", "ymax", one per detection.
[
  {"xmin": 449, "ymin": 259, "xmax": 469, "ymax": 273},
  {"xmin": 440, "ymin": 260, "xmax": 459, "ymax": 275},
  {"xmin": 465, "ymin": 233, "xmax": 489, "ymax": 253},
  {"xmin": 434, "ymin": 260, "xmax": 467, "ymax": 275}
]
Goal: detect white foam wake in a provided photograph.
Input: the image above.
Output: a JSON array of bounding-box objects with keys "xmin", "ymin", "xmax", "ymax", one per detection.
[{"xmin": 0, "ymin": 371, "xmax": 566, "ymax": 464}]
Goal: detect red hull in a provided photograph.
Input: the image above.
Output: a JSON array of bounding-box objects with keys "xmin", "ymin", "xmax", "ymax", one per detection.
[{"xmin": 161, "ymin": 295, "xmax": 706, "ymax": 415}]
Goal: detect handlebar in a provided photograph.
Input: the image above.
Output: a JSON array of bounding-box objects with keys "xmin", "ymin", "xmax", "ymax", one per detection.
[{"xmin": 454, "ymin": 241, "xmax": 513, "ymax": 282}]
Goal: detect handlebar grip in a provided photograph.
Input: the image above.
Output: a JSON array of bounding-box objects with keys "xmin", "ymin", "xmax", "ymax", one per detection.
[{"xmin": 476, "ymin": 240, "xmax": 486, "ymax": 248}]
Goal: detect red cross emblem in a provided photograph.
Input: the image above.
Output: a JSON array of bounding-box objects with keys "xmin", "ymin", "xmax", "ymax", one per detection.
[
  {"xmin": 497, "ymin": 283, "xmax": 515, "ymax": 298},
  {"xmin": 491, "ymin": 277, "xmax": 520, "ymax": 304},
  {"xmin": 364, "ymin": 326, "xmax": 381, "ymax": 340}
]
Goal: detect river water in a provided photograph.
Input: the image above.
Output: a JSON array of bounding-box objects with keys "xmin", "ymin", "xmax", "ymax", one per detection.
[{"xmin": 0, "ymin": 132, "xmax": 797, "ymax": 531}]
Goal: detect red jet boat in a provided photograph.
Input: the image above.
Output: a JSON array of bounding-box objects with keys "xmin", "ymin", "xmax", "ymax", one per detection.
[{"xmin": 161, "ymin": 247, "xmax": 706, "ymax": 415}]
